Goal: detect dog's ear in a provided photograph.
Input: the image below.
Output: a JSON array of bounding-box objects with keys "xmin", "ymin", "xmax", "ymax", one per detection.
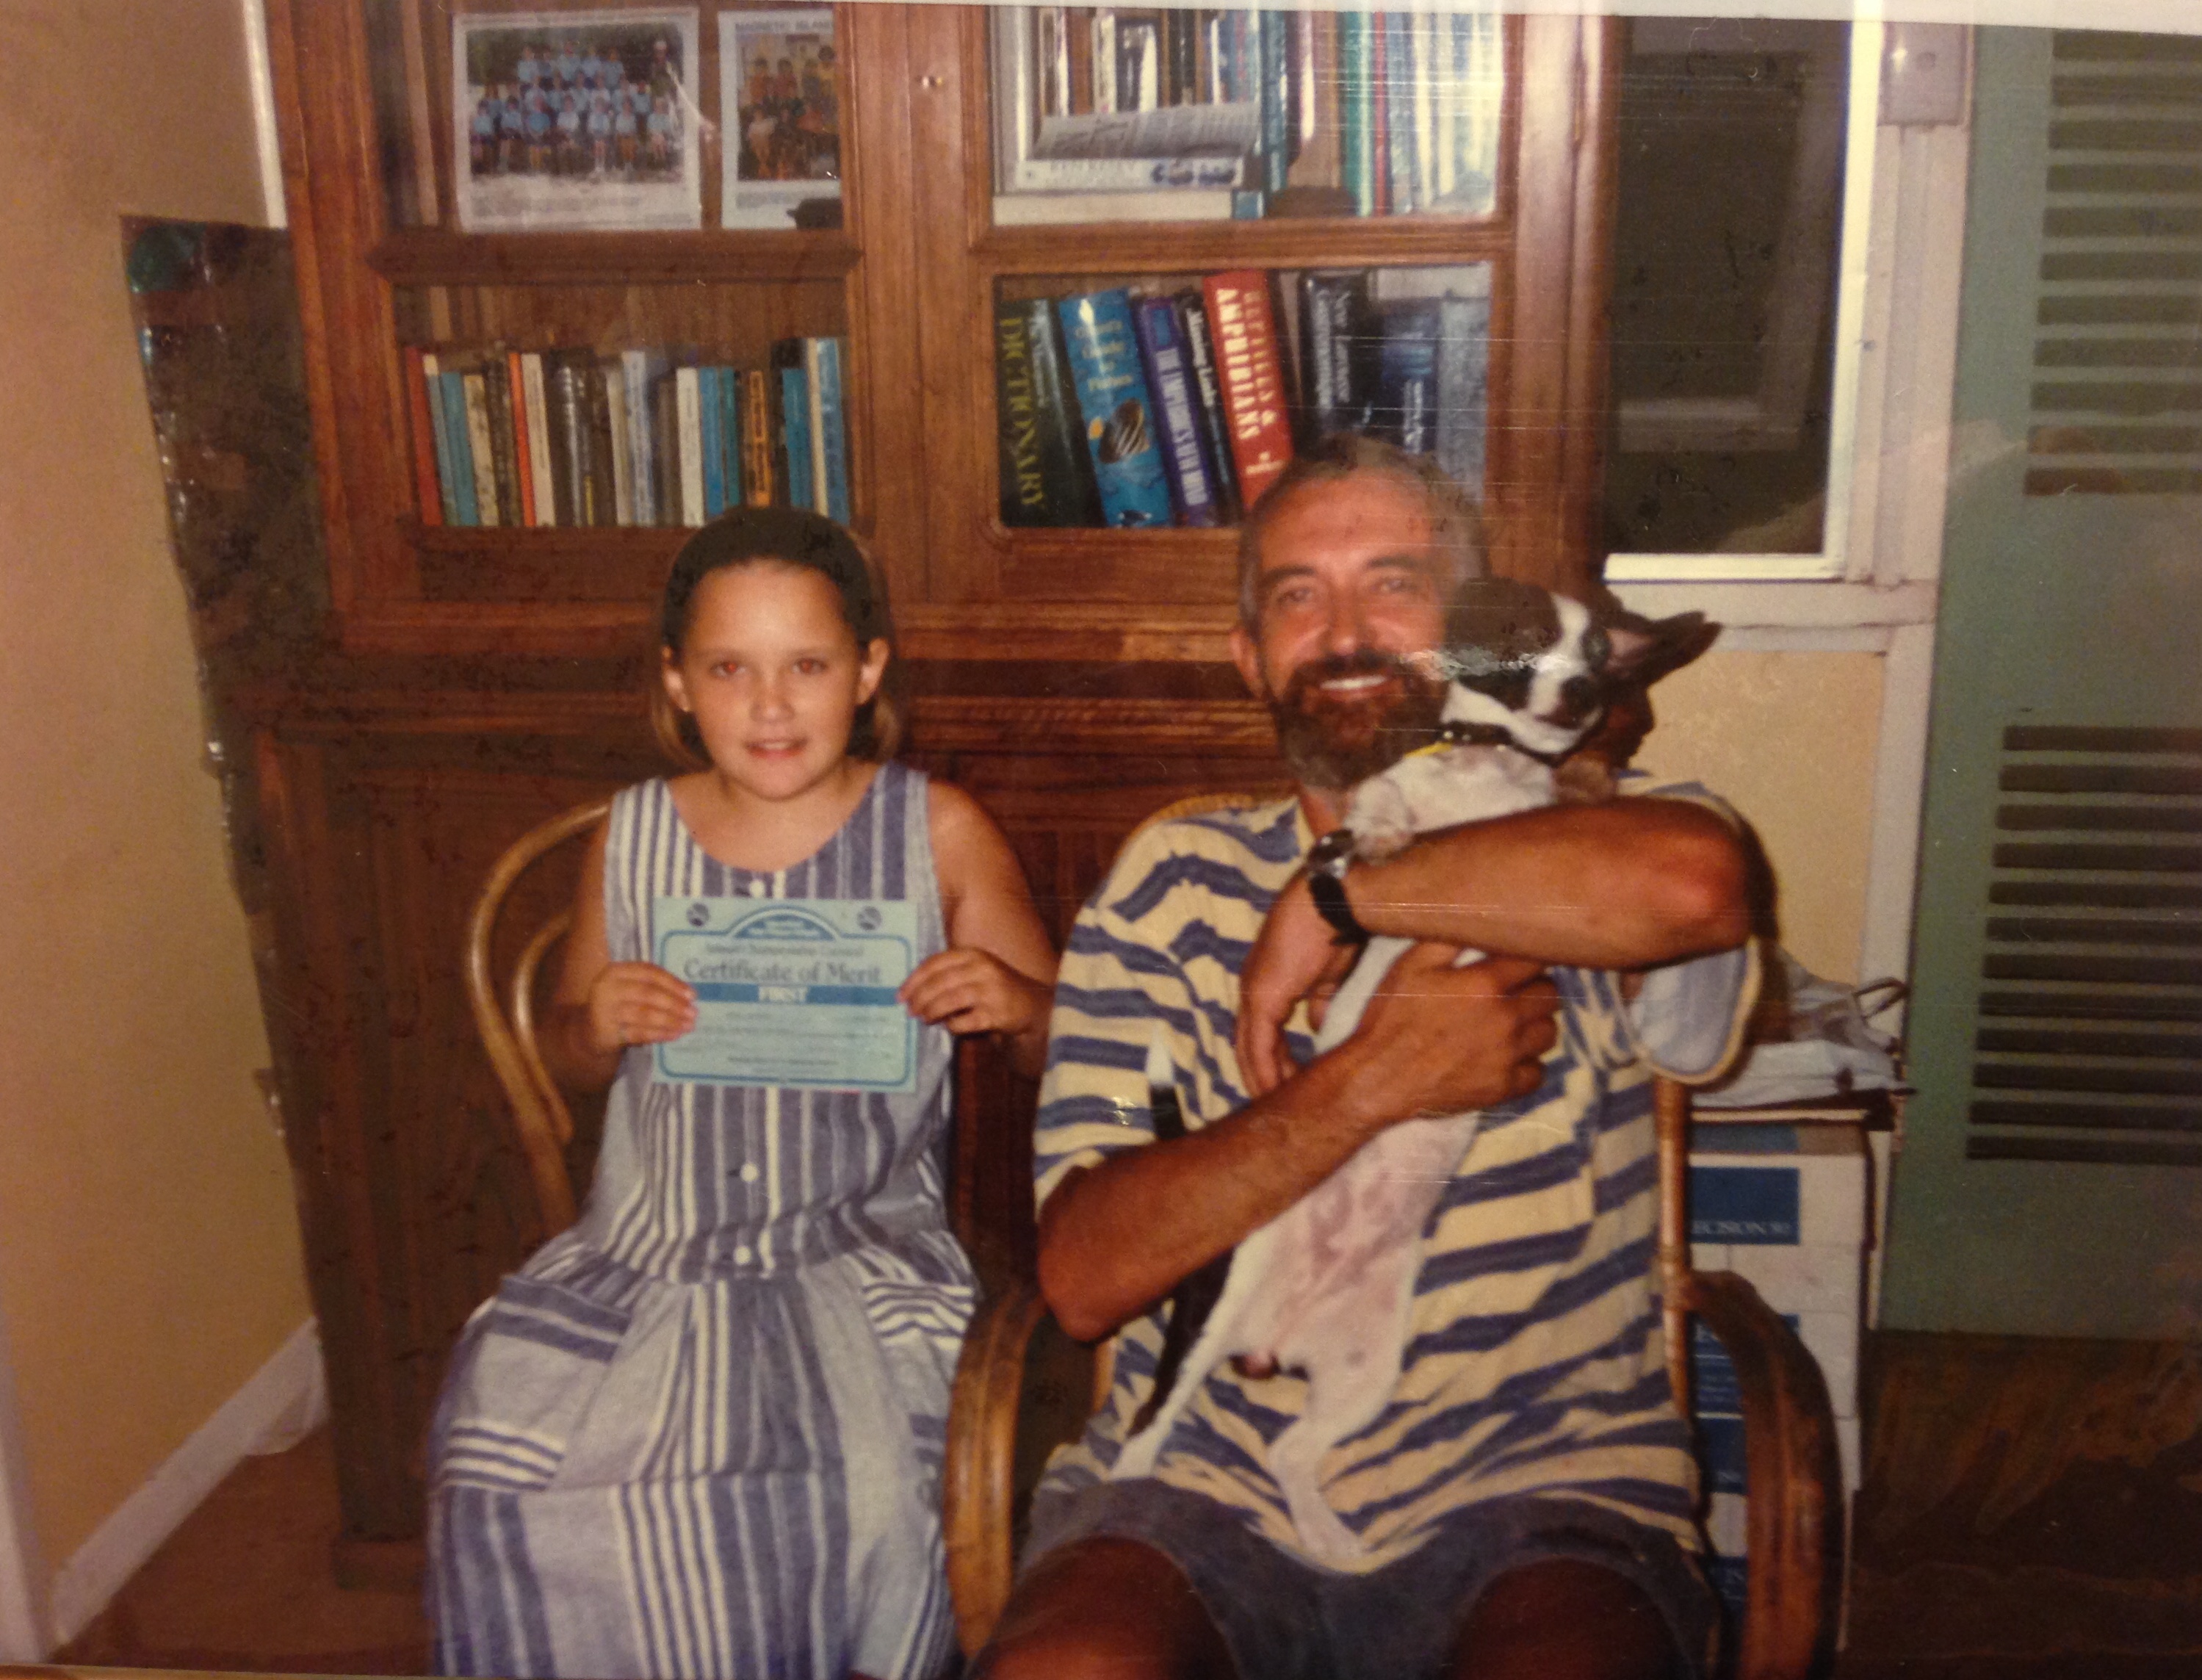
[{"xmin": 1601, "ymin": 610, "xmax": 1719, "ymax": 688}]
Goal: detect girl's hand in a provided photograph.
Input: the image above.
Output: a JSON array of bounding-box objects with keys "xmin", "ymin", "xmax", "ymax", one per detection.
[
  {"xmin": 925, "ymin": 781, "xmax": 1060, "ymax": 1078},
  {"xmin": 900, "ymin": 948, "xmax": 1051, "ymax": 1042},
  {"xmin": 585, "ymin": 962, "xmax": 697, "ymax": 1056}
]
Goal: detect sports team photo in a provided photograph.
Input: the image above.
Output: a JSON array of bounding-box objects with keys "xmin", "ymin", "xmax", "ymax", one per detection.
[{"xmin": 453, "ymin": 9, "xmax": 701, "ymax": 231}]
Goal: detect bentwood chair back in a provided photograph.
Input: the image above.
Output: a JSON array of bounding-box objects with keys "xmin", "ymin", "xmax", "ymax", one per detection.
[{"xmin": 463, "ymin": 798, "xmax": 613, "ymax": 1237}]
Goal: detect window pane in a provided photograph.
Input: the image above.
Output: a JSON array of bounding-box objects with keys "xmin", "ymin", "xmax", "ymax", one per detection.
[{"xmin": 1603, "ymin": 18, "xmax": 1849, "ymax": 556}]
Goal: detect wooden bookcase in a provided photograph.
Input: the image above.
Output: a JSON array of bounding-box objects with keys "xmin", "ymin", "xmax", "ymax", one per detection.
[{"xmin": 253, "ymin": 0, "xmax": 1620, "ymax": 1564}]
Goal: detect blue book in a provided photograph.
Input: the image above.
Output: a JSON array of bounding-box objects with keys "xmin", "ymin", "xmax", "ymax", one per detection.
[
  {"xmin": 1339, "ymin": 12, "xmax": 1373, "ymax": 216},
  {"xmin": 718, "ymin": 366, "xmax": 744, "ymax": 509},
  {"xmin": 699, "ymin": 368, "xmax": 726, "ymax": 518},
  {"xmin": 1437, "ymin": 292, "xmax": 1490, "ymax": 497},
  {"xmin": 1259, "ymin": 12, "xmax": 1290, "ymax": 195},
  {"xmin": 1055, "ymin": 289, "xmax": 1175, "ymax": 530},
  {"xmin": 1373, "ymin": 300, "xmax": 1440, "ymax": 458},
  {"xmin": 1237, "ymin": 10, "xmax": 1260, "ymax": 103},
  {"xmin": 1130, "ymin": 297, "xmax": 1221, "ymax": 527},
  {"xmin": 621, "ymin": 348, "xmax": 668, "ymax": 524},
  {"xmin": 422, "ymin": 355, "xmax": 461, "ymax": 526},
  {"xmin": 780, "ymin": 366, "xmax": 815, "ymax": 513},
  {"xmin": 812, "ymin": 337, "xmax": 851, "ymax": 524},
  {"xmin": 1385, "ymin": 12, "xmax": 1418, "ymax": 214},
  {"xmin": 438, "ymin": 368, "xmax": 479, "ymax": 525}
]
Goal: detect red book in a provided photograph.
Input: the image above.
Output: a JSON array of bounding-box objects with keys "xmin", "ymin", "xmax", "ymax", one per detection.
[
  {"xmin": 506, "ymin": 350, "xmax": 537, "ymax": 527},
  {"xmin": 403, "ymin": 345, "xmax": 441, "ymax": 526},
  {"xmin": 1199, "ymin": 271, "xmax": 1295, "ymax": 510}
]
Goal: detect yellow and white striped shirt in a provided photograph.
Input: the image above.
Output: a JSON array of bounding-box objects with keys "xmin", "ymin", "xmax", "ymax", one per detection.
[{"xmin": 1033, "ymin": 786, "xmax": 1755, "ymax": 1572}]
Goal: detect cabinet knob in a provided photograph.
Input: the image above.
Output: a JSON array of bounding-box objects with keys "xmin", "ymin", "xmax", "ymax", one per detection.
[{"xmin": 918, "ymin": 73, "xmax": 942, "ymax": 90}]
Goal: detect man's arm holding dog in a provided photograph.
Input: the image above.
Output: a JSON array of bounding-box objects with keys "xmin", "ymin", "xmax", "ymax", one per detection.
[
  {"xmin": 1238, "ymin": 796, "xmax": 1750, "ymax": 1095},
  {"xmin": 1038, "ymin": 945, "xmax": 1562, "ymax": 1342},
  {"xmin": 1037, "ymin": 798, "xmax": 1748, "ymax": 1344}
]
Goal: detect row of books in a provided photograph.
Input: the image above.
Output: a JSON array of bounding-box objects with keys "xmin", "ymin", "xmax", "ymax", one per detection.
[
  {"xmin": 403, "ymin": 338, "xmax": 851, "ymax": 530},
  {"xmin": 992, "ymin": 7, "xmax": 1501, "ymax": 224},
  {"xmin": 995, "ymin": 267, "xmax": 1489, "ymax": 530}
]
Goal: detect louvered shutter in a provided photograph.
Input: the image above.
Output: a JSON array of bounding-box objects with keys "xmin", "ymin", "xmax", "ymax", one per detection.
[
  {"xmin": 2029, "ymin": 32, "xmax": 2202, "ymax": 496},
  {"xmin": 1881, "ymin": 30, "xmax": 2202, "ymax": 1339},
  {"xmin": 1968, "ymin": 727, "xmax": 2202, "ymax": 1167}
]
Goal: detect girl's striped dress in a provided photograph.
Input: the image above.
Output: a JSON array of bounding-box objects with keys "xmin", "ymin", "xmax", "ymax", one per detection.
[{"xmin": 429, "ymin": 765, "xmax": 970, "ymax": 1680}]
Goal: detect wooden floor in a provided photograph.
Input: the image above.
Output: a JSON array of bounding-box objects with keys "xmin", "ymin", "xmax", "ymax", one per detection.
[
  {"xmin": 47, "ymin": 1329, "xmax": 2202, "ymax": 1676},
  {"xmin": 1836, "ymin": 1331, "xmax": 2202, "ymax": 1680},
  {"xmin": 53, "ymin": 1431, "xmax": 427, "ymax": 1676}
]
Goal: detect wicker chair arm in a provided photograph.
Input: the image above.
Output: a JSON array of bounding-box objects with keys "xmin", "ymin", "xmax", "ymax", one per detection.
[
  {"xmin": 943, "ymin": 1280, "xmax": 1054, "ymax": 1656},
  {"xmin": 1682, "ymin": 1268, "xmax": 1844, "ymax": 1680}
]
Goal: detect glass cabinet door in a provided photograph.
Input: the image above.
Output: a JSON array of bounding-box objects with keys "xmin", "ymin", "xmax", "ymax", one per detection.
[{"xmin": 986, "ymin": 5, "xmax": 1506, "ymax": 229}]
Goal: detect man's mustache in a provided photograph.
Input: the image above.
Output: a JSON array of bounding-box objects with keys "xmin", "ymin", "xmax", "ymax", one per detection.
[{"xmin": 1278, "ymin": 649, "xmax": 1423, "ymax": 709}]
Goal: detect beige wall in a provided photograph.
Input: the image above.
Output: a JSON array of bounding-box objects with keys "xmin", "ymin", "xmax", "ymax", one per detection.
[
  {"xmin": 1634, "ymin": 649, "xmax": 1886, "ymax": 985},
  {"xmin": 0, "ymin": 0, "xmax": 310, "ymax": 1570}
]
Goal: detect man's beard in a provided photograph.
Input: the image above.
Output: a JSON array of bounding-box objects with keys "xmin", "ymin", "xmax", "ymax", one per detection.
[{"xmin": 1268, "ymin": 649, "xmax": 1446, "ymax": 793}]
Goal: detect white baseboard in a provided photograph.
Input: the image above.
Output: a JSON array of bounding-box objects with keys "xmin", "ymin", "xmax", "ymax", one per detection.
[
  {"xmin": 0, "ymin": 1303, "xmax": 52, "ymax": 1661},
  {"xmin": 48, "ymin": 1317, "xmax": 328, "ymax": 1648}
]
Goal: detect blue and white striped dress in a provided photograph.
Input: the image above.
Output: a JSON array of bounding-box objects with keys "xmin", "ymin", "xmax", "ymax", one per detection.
[{"xmin": 430, "ymin": 765, "xmax": 970, "ymax": 1680}]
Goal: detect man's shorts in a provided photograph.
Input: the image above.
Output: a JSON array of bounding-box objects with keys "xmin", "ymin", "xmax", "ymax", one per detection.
[{"xmin": 1022, "ymin": 1479, "xmax": 1717, "ymax": 1680}]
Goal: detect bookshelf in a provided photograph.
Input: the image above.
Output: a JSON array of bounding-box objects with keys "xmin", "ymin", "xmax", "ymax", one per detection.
[
  {"xmin": 250, "ymin": 0, "xmax": 1622, "ymax": 1561},
  {"xmin": 273, "ymin": 0, "xmax": 925, "ymax": 655},
  {"xmin": 903, "ymin": 5, "xmax": 1616, "ymax": 664},
  {"xmin": 274, "ymin": 0, "xmax": 1613, "ymax": 660}
]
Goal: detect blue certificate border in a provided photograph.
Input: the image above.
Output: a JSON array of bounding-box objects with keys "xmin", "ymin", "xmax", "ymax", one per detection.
[{"xmin": 652, "ymin": 897, "xmax": 917, "ymax": 1091}]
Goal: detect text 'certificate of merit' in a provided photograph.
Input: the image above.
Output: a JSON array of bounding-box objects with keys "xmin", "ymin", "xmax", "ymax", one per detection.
[{"xmin": 653, "ymin": 897, "xmax": 917, "ymax": 1092}]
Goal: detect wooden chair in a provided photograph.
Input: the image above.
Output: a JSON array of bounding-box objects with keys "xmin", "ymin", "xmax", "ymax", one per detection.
[
  {"xmin": 940, "ymin": 804, "xmax": 1844, "ymax": 1679},
  {"xmin": 463, "ymin": 798, "xmax": 613, "ymax": 1236}
]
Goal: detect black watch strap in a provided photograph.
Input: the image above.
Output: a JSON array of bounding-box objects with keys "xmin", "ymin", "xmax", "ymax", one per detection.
[{"xmin": 1304, "ymin": 829, "xmax": 1366, "ymax": 943}]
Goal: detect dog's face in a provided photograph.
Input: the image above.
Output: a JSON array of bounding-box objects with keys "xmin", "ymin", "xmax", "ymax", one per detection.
[{"xmin": 1429, "ymin": 579, "xmax": 1718, "ymax": 759}]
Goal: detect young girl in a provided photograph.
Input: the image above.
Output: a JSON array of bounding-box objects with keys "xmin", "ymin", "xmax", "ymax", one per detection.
[{"xmin": 429, "ymin": 508, "xmax": 1056, "ymax": 1680}]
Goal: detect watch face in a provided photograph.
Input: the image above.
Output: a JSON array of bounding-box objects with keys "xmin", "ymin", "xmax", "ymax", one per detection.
[{"xmin": 1310, "ymin": 829, "xmax": 1355, "ymax": 876}]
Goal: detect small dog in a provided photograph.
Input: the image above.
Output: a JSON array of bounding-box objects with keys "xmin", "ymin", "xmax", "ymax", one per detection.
[{"xmin": 1111, "ymin": 579, "xmax": 1717, "ymax": 1563}]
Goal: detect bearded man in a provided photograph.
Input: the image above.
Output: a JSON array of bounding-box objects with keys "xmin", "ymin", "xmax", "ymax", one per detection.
[{"xmin": 975, "ymin": 436, "xmax": 1759, "ymax": 1680}]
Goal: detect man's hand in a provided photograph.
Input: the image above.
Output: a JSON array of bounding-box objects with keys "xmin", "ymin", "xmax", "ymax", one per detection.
[
  {"xmin": 1040, "ymin": 943, "xmax": 1561, "ymax": 1340},
  {"xmin": 1335, "ymin": 946, "xmax": 1561, "ymax": 1122}
]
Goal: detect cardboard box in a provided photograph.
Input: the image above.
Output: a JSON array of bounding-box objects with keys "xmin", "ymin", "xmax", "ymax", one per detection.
[
  {"xmin": 1695, "ymin": 1413, "xmax": 1860, "ymax": 1498},
  {"xmin": 1718, "ymin": 1242, "xmax": 1866, "ymax": 1316},
  {"xmin": 1688, "ymin": 1123, "xmax": 1869, "ymax": 1250},
  {"xmin": 1686, "ymin": 1305, "xmax": 1860, "ymax": 1418}
]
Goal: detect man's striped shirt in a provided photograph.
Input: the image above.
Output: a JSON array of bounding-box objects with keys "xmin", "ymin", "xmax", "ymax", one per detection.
[{"xmin": 1033, "ymin": 788, "xmax": 1755, "ymax": 1572}]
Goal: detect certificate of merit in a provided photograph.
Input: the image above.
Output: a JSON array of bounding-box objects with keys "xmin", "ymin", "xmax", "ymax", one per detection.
[{"xmin": 652, "ymin": 896, "xmax": 918, "ymax": 1092}]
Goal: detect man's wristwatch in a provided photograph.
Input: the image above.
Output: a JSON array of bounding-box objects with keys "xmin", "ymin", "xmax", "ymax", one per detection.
[{"xmin": 1304, "ymin": 828, "xmax": 1368, "ymax": 943}]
